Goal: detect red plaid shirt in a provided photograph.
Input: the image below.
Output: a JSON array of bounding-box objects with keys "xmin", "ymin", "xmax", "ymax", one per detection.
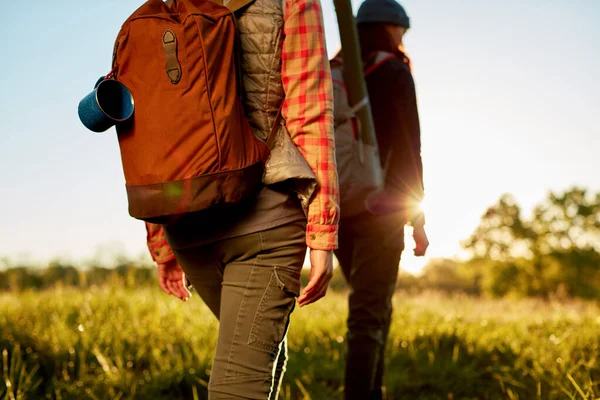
[{"xmin": 146, "ymin": 0, "xmax": 339, "ymax": 263}]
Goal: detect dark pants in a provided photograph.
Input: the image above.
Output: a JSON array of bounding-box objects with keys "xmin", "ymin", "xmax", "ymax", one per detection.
[
  {"xmin": 335, "ymin": 213, "xmax": 405, "ymax": 400},
  {"xmin": 173, "ymin": 221, "xmax": 307, "ymax": 399}
]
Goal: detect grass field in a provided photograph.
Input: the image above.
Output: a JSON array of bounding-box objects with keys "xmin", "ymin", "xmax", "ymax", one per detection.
[{"xmin": 1, "ymin": 285, "xmax": 599, "ymax": 400}]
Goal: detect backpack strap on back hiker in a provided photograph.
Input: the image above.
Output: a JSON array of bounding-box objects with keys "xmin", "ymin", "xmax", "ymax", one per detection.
[{"xmin": 364, "ymin": 51, "xmax": 396, "ymax": 77}]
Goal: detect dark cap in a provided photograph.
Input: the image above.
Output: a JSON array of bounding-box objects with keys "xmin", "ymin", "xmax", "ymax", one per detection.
[{"xmin": 356, "ymin": 0, "xmax": 410, "ymax": 28}]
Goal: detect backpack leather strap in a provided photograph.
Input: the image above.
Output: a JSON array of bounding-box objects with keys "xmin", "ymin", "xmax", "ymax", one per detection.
[{"xmin": 162, "ymin": 30, "xmax": 182, "ymax": 84}]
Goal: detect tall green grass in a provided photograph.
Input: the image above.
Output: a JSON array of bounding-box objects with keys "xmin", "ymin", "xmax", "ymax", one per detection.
[{"xmin": 1, "ymin": 286, "xmax": 599, "ymax": 399}]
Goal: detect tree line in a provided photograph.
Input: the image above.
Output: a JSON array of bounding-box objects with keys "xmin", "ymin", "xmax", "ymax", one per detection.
[{"xmin": 2, "ymin": 187, "xmax": 598, "ymax": 298}]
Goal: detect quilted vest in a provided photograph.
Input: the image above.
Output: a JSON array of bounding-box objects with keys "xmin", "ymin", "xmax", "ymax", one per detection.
[
  {"xmin": 232, "ymin": 0, "xmax": 317, "ymax": 211},
  {"xmin": 235, "ymin": 0, "xmax": 284, "ymax": 140}
]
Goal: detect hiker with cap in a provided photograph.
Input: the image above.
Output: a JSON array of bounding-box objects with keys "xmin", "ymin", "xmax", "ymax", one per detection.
[{"xmin": 331, "ymin": 0, "xmax": 429, "ymax": 398}]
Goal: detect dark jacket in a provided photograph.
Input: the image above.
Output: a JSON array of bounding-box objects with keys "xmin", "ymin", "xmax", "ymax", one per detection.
[{"xmin": 365, "ymin": 50, "xmax": 424, "ymax": 215}]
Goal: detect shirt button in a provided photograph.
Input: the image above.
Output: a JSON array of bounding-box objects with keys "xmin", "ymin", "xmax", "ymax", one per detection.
[{"xmin": 310, "ymin": 234, "xmax": 317, "ymax": 241}]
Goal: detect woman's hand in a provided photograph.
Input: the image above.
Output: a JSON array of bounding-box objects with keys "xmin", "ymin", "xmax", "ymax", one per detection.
[
  {"xmin": 298, "ymin": 249, "xmax": 334, "ymax": 307},
  {"xmin": 157, "ymin": 259, "xmax": 191, "ymax": 301},
  {"xmin": 413, "ymin": 225, "xmax": 429, "ymax": 257}
]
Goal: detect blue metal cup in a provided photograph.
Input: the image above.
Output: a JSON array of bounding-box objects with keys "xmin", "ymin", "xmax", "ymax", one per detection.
[{"xmin": 78, "ymin": 77, "xmax": 134, "ymax": 133}]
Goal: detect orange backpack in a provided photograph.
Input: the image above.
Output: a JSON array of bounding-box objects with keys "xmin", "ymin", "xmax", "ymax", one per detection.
[{"xmin": 111, "ymin": 0, "xmax": 264, "ymax": 222}]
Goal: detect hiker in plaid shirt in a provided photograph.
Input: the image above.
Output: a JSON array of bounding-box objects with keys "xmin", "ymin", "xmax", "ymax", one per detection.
[{"xmin": 145, "ymin": 0, "xmax": 339, "ymax": 397}]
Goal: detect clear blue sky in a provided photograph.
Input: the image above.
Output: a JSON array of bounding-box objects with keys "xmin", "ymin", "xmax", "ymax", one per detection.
[{"xmin": 1, "ymin": 0, "xmax": 599, "ymax": 271}]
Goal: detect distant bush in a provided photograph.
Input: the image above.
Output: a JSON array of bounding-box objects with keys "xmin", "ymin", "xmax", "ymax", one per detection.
[{"xmin": 0, "ymin": 260, "xmax": 157, "ymax": 292}]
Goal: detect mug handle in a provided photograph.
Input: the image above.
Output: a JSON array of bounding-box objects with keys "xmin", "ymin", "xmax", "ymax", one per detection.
[
  {"xmin": 94, "ymin": 67, "xmax": 118, "ymax": 88},
  {"xmin": 94, "ymin": 76, "xmax": 105, "ymax": 89}
]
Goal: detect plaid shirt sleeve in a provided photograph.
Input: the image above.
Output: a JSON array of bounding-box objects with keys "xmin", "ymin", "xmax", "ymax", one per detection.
[
  {"xmin": 282, "ymin": 0, "xmax": 340, "ymax": 250},
  {"xmin": 145, "ymin": 222, "xmax": 175, "ymax": 264}
]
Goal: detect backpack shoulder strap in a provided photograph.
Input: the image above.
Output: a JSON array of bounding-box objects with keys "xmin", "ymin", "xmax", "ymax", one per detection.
[
  {"xmin": 166, "ymin": 0, "xmax": 254, "ymax": 13},
  {"xmin": 222, "ymin": 0, "xmax": 255, "ymax": 12},
  {"xmin": 364, "ymin": 51, "xmax": 396, "ymax": 77}
]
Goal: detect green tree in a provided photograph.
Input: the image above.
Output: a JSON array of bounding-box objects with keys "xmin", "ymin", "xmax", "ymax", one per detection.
[{"xmin": 463, "ymin": 187, "xmax": 600, "ymax": 298}]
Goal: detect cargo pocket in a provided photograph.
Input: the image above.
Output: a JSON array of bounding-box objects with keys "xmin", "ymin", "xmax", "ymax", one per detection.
[{"xmin": 248, "ymin": 266, "xmax": 301, "ymax": 352}]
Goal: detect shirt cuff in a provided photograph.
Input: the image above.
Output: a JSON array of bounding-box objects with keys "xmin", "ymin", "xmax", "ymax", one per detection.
[
  {"xmin": 409, "ymin": 211, "xmax": 426, "ymax": 228},
  {"xmin": 148, "ymin": 242, "xmax": 176, "ymax": 264},
  {"xmin": 306, "ymin": 224, "xmax": 338, "ymax": 250}
]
